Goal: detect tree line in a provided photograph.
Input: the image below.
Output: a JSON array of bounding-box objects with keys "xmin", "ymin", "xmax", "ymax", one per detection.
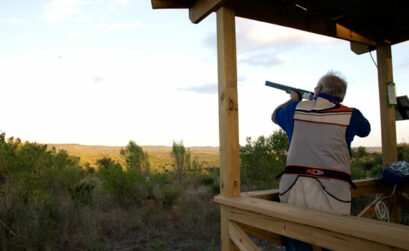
[{"xmin": 0, "ymin": 131, "xmax": 408, "ymax": 249}]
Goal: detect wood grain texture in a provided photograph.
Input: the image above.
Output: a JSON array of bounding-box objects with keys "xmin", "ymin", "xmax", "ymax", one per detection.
[
  {"xmin": 229, "ymin": 221, "xmax": 260, "ymax": 251},
  {"xmin": 376, "ymin": 44, "xmax": 398, "ymax": 164},
  {"xmin": 216, "ymin": 6, "xmax": 240, "ymax": 251}
]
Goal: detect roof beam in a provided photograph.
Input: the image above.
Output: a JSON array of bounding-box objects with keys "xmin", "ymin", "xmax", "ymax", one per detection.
[
  {"xmin": 151, "ymin": 0, "xmax": 193, "ymax": 9},
  {"xmin": 189, "ymin": 0, "xmax": 228, "ymax": 23},
  {"xmin": 336, "ymin": 24, "xmax": 376, "ymax": 46},
  {"xmin": 230, "ymin": 0, "xmax": 377, "ymax": 46}
]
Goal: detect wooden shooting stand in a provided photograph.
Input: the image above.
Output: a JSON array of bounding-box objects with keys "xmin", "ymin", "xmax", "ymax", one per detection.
[{"xmin": 151, "ymin": 1, "xmax": 409, "ymax": 250}]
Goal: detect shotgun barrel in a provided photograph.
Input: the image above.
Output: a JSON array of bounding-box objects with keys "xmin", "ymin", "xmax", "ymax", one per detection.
[{"xmin": 265, "ymin": 81, "xmax": 314, "ymax": 100}]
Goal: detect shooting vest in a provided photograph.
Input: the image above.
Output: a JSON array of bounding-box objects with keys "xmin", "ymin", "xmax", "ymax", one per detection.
[{"xmin": 279, "ymin": 97, "xmax": 354, "ymax": 214}]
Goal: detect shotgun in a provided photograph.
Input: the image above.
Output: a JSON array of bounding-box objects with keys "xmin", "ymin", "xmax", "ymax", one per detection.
[{"xmin": 265, "ymin": 80, "xmax": 314, "ymax": 100}]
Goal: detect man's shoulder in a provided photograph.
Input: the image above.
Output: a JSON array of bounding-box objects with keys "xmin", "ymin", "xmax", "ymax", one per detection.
[{"xmin": 280, "ymin": 100, "xmax": 300, "ymax": 112}]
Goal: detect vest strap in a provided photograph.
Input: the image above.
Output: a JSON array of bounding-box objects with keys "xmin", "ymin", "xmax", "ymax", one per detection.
[{"xmin": 282, "ymin": 165, "xmax": 357, "ymax": 189}]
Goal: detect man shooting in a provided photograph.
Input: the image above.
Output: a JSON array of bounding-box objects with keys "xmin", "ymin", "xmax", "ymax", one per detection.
[
  {"xmin": 272, "ymin": 71, "xmax": 371, "ymax": 214},
  {"xmin": 272, "ymin": 71, "xmax": 371, "ymax": 250}
]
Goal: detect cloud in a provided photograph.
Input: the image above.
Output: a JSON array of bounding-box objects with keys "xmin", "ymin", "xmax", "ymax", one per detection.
[
  {"xmin": 236, "ymin": 18, "xmax": 336, "ymax": 53},
  {"xmin": 98, "ymin": 20, "xmax": 142, "ymax": 31},
  {"xmin": 178, "ymin": 83, "xmax": 217, "ymax": 94},
  {"xmin": 178, "ymin": 77, "xmax": 247, "ymax": 94},
  {"xmin": 0, "ymin": 18, "xmax": 23, "ymax": 24},
  {"xmin": 203, "ymin": 18, "xmax": 337, "ymax": 54},
  {"xmin": 43, "ymin": 0, "xmax": 89, "ymax": 22},
  {"xmin": 202, "ymin": 18, "xmax": 338, "ymax": 68},
  {"xmin": 240, "ymin": 53, "xmax": 290, "ymax": 67},
  {"xmin": 92, "ymin": 75, "xmax": 104, "ymax": 83},
  {"xmin": 203, "ymin": 33, "xmax": 216, "ymax": 49}
]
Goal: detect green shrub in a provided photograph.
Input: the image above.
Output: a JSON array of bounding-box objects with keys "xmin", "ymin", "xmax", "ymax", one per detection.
[
  {"xmin": 240, "ymin": 130, "xmax": 288, "ymax": 191},
  {"xmin": 97, "ymin": 158, "xmax": 146, "ymax": 206},
  {"xmin": 211, "ymin": 183, "xmax": 220, "ymax": 195},
  {"xmin": 398, "ymin": 143, "xmax": 409, "ymax": 161},
  {"xmin": 154, "ymin": 183, "xmax": 182, "ymax": 209},
  {"xmin": 120, "ymin": 140, "xmax": 150, "ymax": 172},
  {"xmin": 55, "ymin": 165, "xmax": 84, "ymax": 189},
  {"xmin": 199, "ymin": 176, "xmax": 214, "ymax": 186},
  {"xmin": 1, "ymin": 172, "xmax": 60, "ymax": 250},
  {"xmin": 350, "ymin": 165, "xmax": 366, "ymax": 180},
  {"xmin": 151, "ymin": 241, "xmax": 167, "ymax": 251},
  {"xmin": 69, "ymin": 182, "xmax": 95, "ymax": 207}
]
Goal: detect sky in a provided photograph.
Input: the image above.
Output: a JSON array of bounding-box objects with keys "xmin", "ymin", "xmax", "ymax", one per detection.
[{"xmin": 1, "ymin": 0, "xmax": 408, "ymax": 147}]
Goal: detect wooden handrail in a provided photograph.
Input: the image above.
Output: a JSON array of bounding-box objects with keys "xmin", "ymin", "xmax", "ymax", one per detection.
[
  {"xmin": 214, "ymin": 195, "xmax": 409, "ymax": 250},
  {"xmin": 241, "ymin": 178, "xmax": 409, "ymax": 200}
]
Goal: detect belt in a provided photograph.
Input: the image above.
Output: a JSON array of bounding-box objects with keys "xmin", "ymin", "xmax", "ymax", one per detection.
[{"xmin": 277, "ymin": 165, "xmax": 357, "ymax": 189}]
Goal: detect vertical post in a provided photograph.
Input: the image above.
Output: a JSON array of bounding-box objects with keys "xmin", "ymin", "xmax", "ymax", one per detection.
[
  {"xmin": 217, "ymin": 6, "xmax": 240, "ymax": 251},
  {"xmin": 376, "ymin": 44, "xmax": 398, "ymax": 164},
  {"xmin": 377, "ymin": 44, "xmax": 401, "ymax": 223}
]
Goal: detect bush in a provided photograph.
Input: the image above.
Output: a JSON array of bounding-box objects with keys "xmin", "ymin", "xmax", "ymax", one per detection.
[
  {"xmin": 350, "ymin": 147, "xmax": 382, "ymax": 179},
  {"xmin": 398, "ymin": 143, "xmax": 409, "ymax": 161},
  {"xmin": 154, "ymin": 184, "xmax": 182, "ymax": 209},
  {"xmin": 1, "ymin": 172, "xmax": 60, "ymax": 250},
  {"xmin": 239, "ymin": 130, "xmax": 288, "ymax": 191},
  {"xmin": 120, "ymin": 140, "xmax": 150, "ymax": 172},
  {"xmin": 96, "ymin": 158, "xmax": 146, "ymax": 206},
  {"xmin": 69, "ymin": 182, "xmax": 95, "ymax": 207}
]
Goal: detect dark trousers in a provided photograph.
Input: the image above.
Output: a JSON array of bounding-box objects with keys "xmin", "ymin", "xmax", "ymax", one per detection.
[{"xmin": 286, "ymin": 237, "xmax": 332, "ymax": 251}]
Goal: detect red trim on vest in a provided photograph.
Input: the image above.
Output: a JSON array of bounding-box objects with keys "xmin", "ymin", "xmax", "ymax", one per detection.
[
  {"xmin": 325, "ymin": 103, "xmax": 354, "ymax": 112},
  {"xmin": 294, "ymin": 119, "xmax": 348, "ymax": 127},
  {"xmin": 282, "ymin": 173, "xmax": 351, "ymax": 184}
]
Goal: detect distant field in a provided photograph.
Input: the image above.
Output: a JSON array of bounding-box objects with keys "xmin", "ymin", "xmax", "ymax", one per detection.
[
  {"xmin": 47, "ymin": 144, "xmax": 220, "ymax": 171},
  {"xmin": 46, "ymin": 144, "xmax": 381, "ymax": 171}
]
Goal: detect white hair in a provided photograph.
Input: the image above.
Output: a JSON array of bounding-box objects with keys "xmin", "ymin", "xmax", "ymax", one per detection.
[{"xmin": 318, "ymin": 71, "xmax": 347, "ymax": 102}]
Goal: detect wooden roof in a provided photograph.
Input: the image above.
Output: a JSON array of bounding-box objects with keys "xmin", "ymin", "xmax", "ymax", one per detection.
[{"xmin": 151, "ymin": 0, "xmax": 409, "ymax": 48}]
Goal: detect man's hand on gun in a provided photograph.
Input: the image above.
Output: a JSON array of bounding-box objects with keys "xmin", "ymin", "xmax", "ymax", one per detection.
[{"xmin": 288, "ymin": 91, "xmax": 301, "ymax": 101}]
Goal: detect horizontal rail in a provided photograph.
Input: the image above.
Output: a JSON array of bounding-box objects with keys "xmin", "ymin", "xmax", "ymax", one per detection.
[
  {"xmin": 241, "ymin": 178, "xmax": 409, "ymax": 201},
  {"xmin": 214, "ymin": 195, "xmax": 409, "ymax": 250}
]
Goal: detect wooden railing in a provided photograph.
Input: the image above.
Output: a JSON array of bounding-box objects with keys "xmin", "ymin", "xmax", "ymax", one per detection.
[{"xmin": 214, "ymin": 178, "xmax": 409, "ymax": 250}]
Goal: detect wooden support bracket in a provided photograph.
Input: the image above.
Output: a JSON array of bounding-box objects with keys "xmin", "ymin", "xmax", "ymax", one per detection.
[
  {"xmin": 229, "ymin": 221, "xmax": 260, "ymax": 251},
  {"xmin": 190, "ymin": 0, "xmax": 228, "ymax": 23}
]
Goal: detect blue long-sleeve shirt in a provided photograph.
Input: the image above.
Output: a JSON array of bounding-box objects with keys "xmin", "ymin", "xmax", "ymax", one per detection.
[{"xmin": 274, "ymin": 93, "xmax": 371, "ymax": 150}]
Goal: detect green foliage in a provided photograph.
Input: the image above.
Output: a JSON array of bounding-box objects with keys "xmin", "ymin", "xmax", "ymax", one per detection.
[
  {"xmin": 239, "ymin": 130, "xmax": 288, "ymax": 191},
  {"xmin": 350, "ymin": 147, "xmax": 382, "ymax": 179},
  {"xmin": 153, "ymin": 183, "xmax": 182, "ymax": 209},
  {"xmin": 0, "ymin": 132, "xmax": 223, "ymax": 250},
  {"xmin": 96, "ymin": 156, "xmax": 121, "ymax": 170},
  {"xmin": 120, "ymin": 140, "xmax": 150, "ymax": 172},
  {"xmin": 1, "ymin": 172, "xmax": 60, "ymax": 249},
  {"xmin": 83, "ymin": 161, "xmax": 95, "ymax": 174},
  {"xmin": 96, "ymin": 158, "xmax": 146, "ymax": 206},
  {"xmin": 69, "ymin": 182, "xmax": 95, "ymax": 207},
  {"xmin": 171, "ymin": 140, "xmax": 187, "ymax": 184},
  {"xmin": 151, "ymin": 241, "xmax": 167, "ymax": 251},
  {"xmin": 398, "ymin": 143, "xmax": 409, "ymax": 161}
]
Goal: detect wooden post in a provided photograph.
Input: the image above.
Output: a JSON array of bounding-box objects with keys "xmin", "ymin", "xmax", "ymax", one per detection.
[
  {"xmin": 376, "ymin": 44, "xmax": 398, "ymax": 164},
  {"xmin": 217, "ymin": 6, "xmax": 240, "ymax": 251}
]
